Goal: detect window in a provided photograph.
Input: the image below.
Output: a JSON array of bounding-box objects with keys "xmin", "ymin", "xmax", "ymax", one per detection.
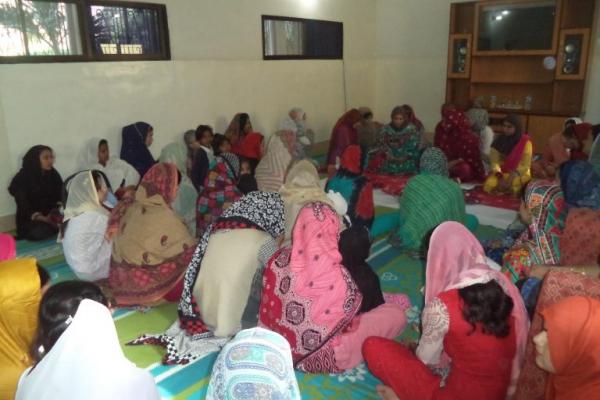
[
  {"xmin": 0, "ymin": 0, "xmax": 170, "ymax": 62},
  {"xmin": 262, "ymin": 15, "xmax": 343, "ymax": 60}
]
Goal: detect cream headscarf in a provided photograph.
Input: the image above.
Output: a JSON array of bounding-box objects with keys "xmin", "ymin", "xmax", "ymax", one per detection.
[
  {"xmin": 279, "ymin": 160, "xmax": 334, "ymax": 241},
  {"xmin": 63, "ymin": 171, "xmax": 108, "ymax": 223}
]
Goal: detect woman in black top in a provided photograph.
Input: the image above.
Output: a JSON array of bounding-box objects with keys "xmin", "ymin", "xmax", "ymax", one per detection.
[{"xmin": 8, "ymin": 145, "xmax": 63, "ymax": 241}]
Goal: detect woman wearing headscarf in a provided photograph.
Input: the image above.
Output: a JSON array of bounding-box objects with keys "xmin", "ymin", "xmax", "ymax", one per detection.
[
  {"xmin": 559, "ymin": 160, "xmax": 600, "ymax": 210},
  {"xmin": 533, "ymin": 296, "xmax": 600, "ymax": 400},
  {"xmin": 107, "ymin": 163, "xmax": 197, "ymax": 306},
  {"xmin": 364, "ymin": 222, "xmax": 528, "ymax": 400},
  {"xmin": 401, "ymin": 104, "xmax": 427, "ymax": 148},
  {"xmin": 589, "ymin": 124, "xmax": 600, "ymax": 174},
  {"xmin": 0, "ymin": 257, "xmax": 46, "ymax": 399},
  {"xmin": 326, "ymin": 109, "xmax": 363, "ymax": 175},
  {"xmin": 387, "ymin": 149, "xmax": 473, "ymax": 253},
  {"xmin": 531, "ymin": 123, "xmax": 593, "ymax": 179},
  {"xmin": 159, "ymin": 135, "xmax": 199, "ymax": 235},
  {"xmin": 466, "ymin": 104, "xmax": 494, "ymax": 171},
  {"xmin": 206, "ymin": 327, "xmax": 301, "ymax": 400},
  {"xmin": 16, "ymin": 283, "xmax": 159, "ymax": 400},
  {"xmin": 77, "ymin": 138, "xmax": 140, "ymax": 195},
  {"xmin": 120, "ymin": 121, "xmax": 156, "ymax": 178},
  {"xmin": 484, "ymin": 114, "xmax": 533, "ymax": 196},
  {"xmin": 502, "ymin": 182, "xmax": 566, "ymax": 283},
  {"xmin": 225, "ymin": 113, "xmax": 263, "ymax": 173},
  {"xmin": 280, "ymin": 107, "xmax": 314, "ymax": 158},
  {"xmin": 254, "ymin": 130, "xmax": 296, "ymax": 193},
  {"xmin": 326, "ymin": 145, "xmax": 374, "ymax": 229},
  {"xmin": 355, "ymin": 106, "xmax": 382, "ymax": 150},
  {"xmin": 9, "ymin": 145, "xmax": 63, "ymax": 241},
  {"xmin": 196, "ymin": 153, "xmax": 242, "ymax": 237},
  {"xmin": 132, "ymin": 192, "xmax": 285, "ymax": 364},
  {"xmin": 61, "ymin": 170, "xmax": 112, "ymax": 282},
  {"xmin": 279, "ymin": 160, "xmax": 335, "ymax": 244},
  {"xmin": 435, "ymin": 106, "xmax": 486, "ymax": 182},
  {"xmin": 368, "ymin": 106, "xmax": 421, "ymax": 175},
  {"xmin": 259, "ymin": 203, "xmax": 406, "ymax": 373}
]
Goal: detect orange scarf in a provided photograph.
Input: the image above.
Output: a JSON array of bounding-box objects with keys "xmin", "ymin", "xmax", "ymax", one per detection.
[{"xmin": 542, "ymin": 296, "xmax": 600, "ymax": 400}]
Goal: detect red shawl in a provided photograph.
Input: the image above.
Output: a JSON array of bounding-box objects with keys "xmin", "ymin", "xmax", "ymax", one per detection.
[
  {"xmin": 326, "ymin": 109, "xmax": 362, "ymax": 165},
  {"xmin": 501, "ymin": 134, "xmax": 531, "ymax": 173}
]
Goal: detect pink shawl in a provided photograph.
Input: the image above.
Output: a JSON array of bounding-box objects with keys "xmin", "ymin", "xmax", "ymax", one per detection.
[
  {"xmin": 501, "ymin": 134, "xmax": 531, "ymax": 173},
  {"xmin": 425, "ymin": 221, "xmax": 529, "ymax": 399},
  {"xmin": 259, "ymin": 202, "xmax": 362, "ymax": 373},
  {"xmin": 0, "ymin": 233, "xmax": 16, "ymax": 261}
]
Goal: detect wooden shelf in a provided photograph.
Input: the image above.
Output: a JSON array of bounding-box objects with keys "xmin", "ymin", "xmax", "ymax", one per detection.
[
  {"xmin": 451, "ymin": 2, "xmax": 475, "ymax": 34},
  {"xmin": 560, "ymin": 0, "xmax": 595, "ymax": 28},
  {"xmin": 471, "ymin": 56, "xmax": 555, "ymax": 83}
]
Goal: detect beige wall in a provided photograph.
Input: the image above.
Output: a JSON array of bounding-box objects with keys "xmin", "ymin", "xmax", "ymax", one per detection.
[{"xmin": 0, "ymin": 0, "xmax": 377, "ymax": 219}]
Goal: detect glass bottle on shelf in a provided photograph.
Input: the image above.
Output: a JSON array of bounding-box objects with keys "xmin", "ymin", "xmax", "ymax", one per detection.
[{"xmin": 524, "ymin": 95, "xmax": 533, "ymax": 111}]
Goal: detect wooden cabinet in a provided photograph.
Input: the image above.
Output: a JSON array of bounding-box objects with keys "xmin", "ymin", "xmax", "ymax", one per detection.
[{"xmin": 446, "ymin": 0, "xmax": 595, "ymax": 150}]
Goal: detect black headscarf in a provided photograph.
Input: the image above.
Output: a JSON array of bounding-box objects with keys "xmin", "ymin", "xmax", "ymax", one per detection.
[
  {"xmin": 120, "ymin": 121, "xmax": 155, "ymax": 178},
  {"xmin": 339, "ymin": 225, "xmax": 384, "ymax": 314},
  {"xmin": 491, "ymin": 114, "xmax": 523, "ymax": 156},
  {"xmin": 8, "ymin": 145, "xmax": 63, "ymax": 232}
]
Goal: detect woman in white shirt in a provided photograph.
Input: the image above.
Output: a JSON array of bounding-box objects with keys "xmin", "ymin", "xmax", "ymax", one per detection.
[
  {"xmin": 466, "ymin": 106, "xmax": 494, "ymax": 172},
  {"xmin": 61, "ymin": 170, "xmax": 112, "ymax": 281},
  {"xmin": 77, "ymin": 137, "xmax": 140, "ymax": 194}
]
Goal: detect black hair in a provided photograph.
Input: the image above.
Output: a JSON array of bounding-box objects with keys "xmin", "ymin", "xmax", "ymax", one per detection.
[
  {"xmin": 238, "ymin": 113, "xmax": 250, "ymax": 135},
  {"xmin": 339, "ymin": 225, "xmax": 371, "ymax": 269},
  {"xmin": 592, "ymin": 124, "xmax": 600, "ymax": 141},
  {"xmin": 419, "ymin": 227, "xmax": 437, "ymax": 260},
  {"xmin": 31, "ymin": 281, "xmax": 108, "ymax": 363},
  {"xmin": 176, "ymin": 169, "xmax": 182, "ymax": 185},
  {"xmin": 98, "ymin": 139, "xmax": 108, "ymax": 148},
  {"xmin": 37, "ymin": 263, "xmax": 50, "ymax": 288},
  {"xmin": 195, "ymin": 124, "xmax": 213, "ymax": 141},
  {"xmin": 562, "ymin": 124, "xmax": 576, "ymax": 138},
  {"xmin": 362, "ymin": 111, "xmax": 373, "ymax": 119},
  {"xmin": 237, "ymin": 174, "xmax": 258, "ymax": 194},
  {"xmin": 458, "ymin": 280, "xmax": 514, "ymax": 338},
  {"xmin": 212, "ymin": 133, "xmax": 230, "ymax": 155}
]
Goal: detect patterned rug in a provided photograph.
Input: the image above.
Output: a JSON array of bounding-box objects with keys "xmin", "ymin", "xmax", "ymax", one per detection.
[{"xmin": 14, "ymin": 212, "xmax": 503, "ymax": 399}]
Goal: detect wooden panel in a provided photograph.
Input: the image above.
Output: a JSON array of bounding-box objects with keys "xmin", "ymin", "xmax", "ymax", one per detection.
[
  {"xmin": 470, "ymin": 83, "xmax": 554, "ymax": 113},
  {"xmin": 561, "ymin": 0, "xmax": 596, "ymax": 28},
  {"xmin": 471, "ymin": 56, "xmax": 555, "ymax": 83},
  {"xmin": 552, "ymin": 80, "xmax": 585, "ymax": 114},
  {"xmin": 454, "ymin": 2, "xmax": 476, "ymax": 34},
  {"xmin": 527, "ymin": 115, "xmax": 567, "ymax": 151},
  {"xmin": 446, "ymin": 79, "xmax": 471, "ymax": 109}
]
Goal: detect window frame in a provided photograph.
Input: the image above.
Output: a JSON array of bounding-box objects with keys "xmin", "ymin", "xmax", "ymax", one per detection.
[
  {"xmin": 0, "ymin": 0, "xmax": 170, "ymax": 63},
  {"xmin": 261, "ymin": 14, "xmax": 343, "ymax": 61}
]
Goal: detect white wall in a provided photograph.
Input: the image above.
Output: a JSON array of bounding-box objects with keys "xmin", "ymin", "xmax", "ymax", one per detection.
[{"xmin": 0, "ymin": 0, "xmax": 377, "ymax": 219}]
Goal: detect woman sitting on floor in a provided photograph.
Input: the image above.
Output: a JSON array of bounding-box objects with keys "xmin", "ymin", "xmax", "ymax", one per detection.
[
  {"xmin": 280, "ymin": 107, "xmax": 314, "ymax": 158},
  {"xmin": 465, "ymin": 102, "xmax": 494, "ymax": 172},
  {"xmin": 159, "ymin": 133, "xmax": 200, "ymax": 235},
  {"xmin": 120, "ymin": 121, "xmax": 156, "ymax": 178},
  {"xmin": 356, "ymin": 106, "xmax": 382, "ymax": 150},
  {"xmin": 434, "ymin": 105, "xmax": 486, "ymax": 182},
  {"xmin": 326, "ymin": 145, "xmax": 375, "ymax": 229},
  {"xmin": 77, "ymin": 138, "xmax": 140, "ymax": 196},
  {"xmin": 279, "ymin": 159, "xmax": 336, "ymax": 244},
  {"xmin": 559, "ymin": 160, "xmax": 600, "ymax": 210},
  {"xmin": 254, "ymin": 128, "xmax": 296, "ymax": 193},
  {"xmin": 484, "ymin": 114, "xmax": 532, "ymax": 196},
  {"xmin": 196, "ymin": 152, "xmax": 242, "ymax": 237},
  {"xmin": 502, "ymin": 181, "xmax": 566, "ymax": 283},
  {"xmin": 533, "ymin": 296, "xmax": 600, "ymax": 400},
  {"xmin": 531, "ymin": 123, "xmax": 593, "ymax": 179},
  {"xmin": 15, "ymin": 281, "xmax": 159, "ymax": 400},
  {"xmin": 401, "ymin": 104, "xmax": 427, "ymax": 149},
  {"xmin": 326, "ymin": 109, "xmax": 363, "ymax": 175},
  {"xmin": 61, "ymin": 170, "xmax": 112, "ymax": 282},
  {"xmin": 363, "ymin": 222, "xmax": 528, "ymax": 400},
  {"xmin": 225, "ymin": 113, "xmax": 263, "ymax": 173},
  {"xmin": 0, "ymin": 254, "xmax": 49, "ymax": 399},
  {"xmin": 386, "ymin": 148, "xmax": 476, "ymax": 253},
  {"xmin": 9, "ymin": 145, "xmax": 63, "ymax": 241},
  {"xmin": 368, "ymin": 106, "xmax": 421, "ymax": 175},
  {"xmin": 106, "ymin": 163, "xmax": 196, "ymax": 306},
  {"xmin": 206, "ymin": 327, "xmax": 301, "ymax": 400},
  {"xmin": 259, "ymin": 203, "xmax": 407, "ymax": 373}
]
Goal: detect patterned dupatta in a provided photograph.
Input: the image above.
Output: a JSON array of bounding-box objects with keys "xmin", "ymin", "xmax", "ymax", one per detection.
[{"xmin": 259, "ymin": 202, "xmax": 362, "ymax": 373}]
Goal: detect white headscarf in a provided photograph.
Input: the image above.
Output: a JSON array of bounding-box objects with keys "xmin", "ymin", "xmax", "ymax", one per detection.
[
  {"xmin": 77, "ymin": 137, "xmax": 104, "ymax": 170},
  {"xmin": 63, "ymin": 170, "xmax": 108, "ymax": 222},
  {"xmin": 206, "ymin": 327, "xmax": 301, "ymax": 400},
  {"xmin": 280, "ymin": 107, "xmax": 305, "ymax": 133},
  {"xmin": 15, "ymin": 299, "xmax": 160, "ymax": 400}
]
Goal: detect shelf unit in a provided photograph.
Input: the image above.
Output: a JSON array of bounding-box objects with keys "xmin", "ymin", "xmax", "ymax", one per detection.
[{"xmin": 446, "ymin": 0, "xmax": 596, "ymax": 151}]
